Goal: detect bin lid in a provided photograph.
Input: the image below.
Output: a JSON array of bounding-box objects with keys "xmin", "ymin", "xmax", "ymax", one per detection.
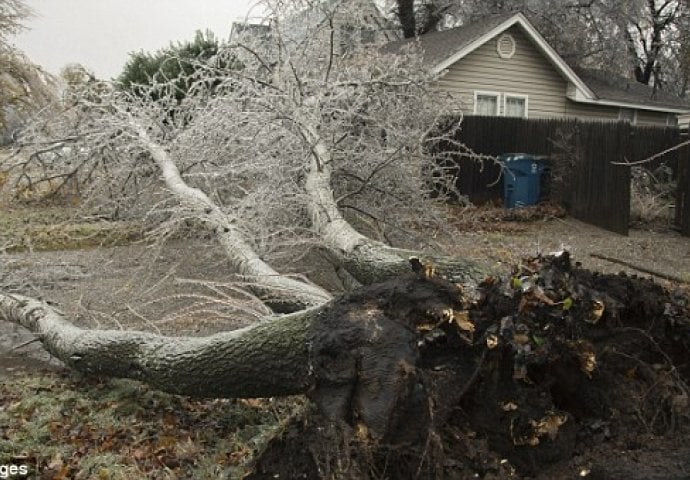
[
  {"xmin": 500, "ymin": 153, "xmax": 535, "ymax": 162},
  {"xmin": 501, "ymin": 153, "xmax": 545, "ymax": 175}
]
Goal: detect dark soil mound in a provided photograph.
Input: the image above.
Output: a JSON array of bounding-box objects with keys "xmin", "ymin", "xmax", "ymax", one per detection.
[{"xmin": 249, "ymin": 253, "xmax": 690, "ymax": 479}]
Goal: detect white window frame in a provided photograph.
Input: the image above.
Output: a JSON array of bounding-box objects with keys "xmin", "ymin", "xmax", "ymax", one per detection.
[
  {"xmin": 618, "ymin": 108, "xmax": 637, "ymax": 125},
  {"xmin": 503, "ymin": 93, "xmax": 529, "ymax": 119},
  {"xmin": 473, "ymin": 91, "xmax": 501, "ymax": 116}
]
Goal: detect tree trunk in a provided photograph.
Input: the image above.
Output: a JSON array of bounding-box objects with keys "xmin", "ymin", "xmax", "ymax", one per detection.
[
  {"xmin": 396, "ymin": 0, "xmax": 417, "ymax": 38},
  {"xmin": 0, "ymin": 292, "xmax": 317, "ymax": 398},
  {"xmin": 304, "ymin": 133, "xmax": 486, "ymax": 286},
  {"xmin": 0, "ymin": 270, "xmax": 471, "ymax": 438}
]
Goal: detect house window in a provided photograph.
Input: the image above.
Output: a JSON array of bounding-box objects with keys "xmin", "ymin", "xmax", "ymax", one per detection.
[
  {"xmin": 473, "ymin": 92, "xmax": 528, "ymax": 117},
  {"xmin": 504, "ymin": 95, "xmax": 528, "ymax": 118},
  {"xmin": 619, "ymin": 108, "xmax": 637, "ymax": 124},
  {"xmin": 667, "ymin": 114, "xmax": 678, "ymax": 127},
  {"xmin": 475, "ymin": 92, "xmax": 500, "ymax": 116}
]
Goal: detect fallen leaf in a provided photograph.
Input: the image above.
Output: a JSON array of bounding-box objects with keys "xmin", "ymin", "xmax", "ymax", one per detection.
[
  {"xmin": 586, "ymin": 300, "xmax": 605, "ymax": 324},
  {"xmin": 47, "ymin": 453, "xmax": 64, "ymax": 470},
  {"xmin": 453, "ymin": 310, "xmax": 475, "ymax": 332},
  {"xmin": 531, "ymin": 412, "xmax": 568, "ymax": 440}
]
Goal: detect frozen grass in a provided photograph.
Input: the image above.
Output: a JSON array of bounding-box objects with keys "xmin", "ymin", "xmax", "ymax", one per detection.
[{"xmin": 0, "ymin": 369, "xmax": 305, "ymax": 479}]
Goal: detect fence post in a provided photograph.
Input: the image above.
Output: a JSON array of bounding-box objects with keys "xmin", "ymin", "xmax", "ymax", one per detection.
[{"xmin": 678, "ymin": 134, "xmax": 690, "ymax": 236}]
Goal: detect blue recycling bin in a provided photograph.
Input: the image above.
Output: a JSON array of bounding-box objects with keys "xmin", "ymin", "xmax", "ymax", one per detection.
[{"xmin": 501, "ymin": 154, "xmax": 545, "ymax": 208}]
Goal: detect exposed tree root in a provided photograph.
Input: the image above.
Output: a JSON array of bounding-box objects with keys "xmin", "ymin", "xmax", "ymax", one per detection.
[{"xmin": 250, "ymin": 254, "xmax": 690, "ymax": 479}]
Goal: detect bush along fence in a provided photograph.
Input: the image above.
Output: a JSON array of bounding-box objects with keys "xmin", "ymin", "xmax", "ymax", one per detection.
[{"xmin": 433, "ymin": 116, "xmax": 682, "ymax": 235}]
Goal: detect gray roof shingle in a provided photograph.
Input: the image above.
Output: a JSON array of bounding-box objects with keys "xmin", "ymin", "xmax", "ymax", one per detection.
[
  {"xmin": 381, "ymin": 13, "xmax": 515, "ymax": 68},
  {"xmin": 574, "ymin": 68, "xmax": 690, "ymax": 111}
]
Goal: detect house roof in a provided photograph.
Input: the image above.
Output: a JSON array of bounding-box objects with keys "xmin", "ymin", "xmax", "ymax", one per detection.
[
  {"xmin": 229, "ymin": 22, "xmax": 271, "ymax": 41},
  {"xmin": 382, "ymin": 12, "xmax": 690, "ymax": 114},
  {"xmin": 575, "ymin": 68, "xmax": 690, "ymax": 112},
  {"xmin": 381, "ymin": 13, "xmax": 516, "ymax": 69}
]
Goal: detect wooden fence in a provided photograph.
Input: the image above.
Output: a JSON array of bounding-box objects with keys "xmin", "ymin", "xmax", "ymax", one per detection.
[
  {"xmin": 676, "ymin": 137, "xmax": 690, "ymax": 236},
  {"xmin": 434, "ymin": 116, "xmax": 681, "ymax": 235}
]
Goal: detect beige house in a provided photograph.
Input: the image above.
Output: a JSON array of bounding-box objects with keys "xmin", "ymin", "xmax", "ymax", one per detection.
[{"xmin": 384, "ymin": 12, "xmax": 690, "ymax": 126}]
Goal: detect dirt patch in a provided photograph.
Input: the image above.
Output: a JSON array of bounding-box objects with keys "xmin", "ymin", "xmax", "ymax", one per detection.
[
  {"xmin": 0, "ymin": 355, "xmax": 60, "ymax": 377},
  {"xmin": 0, "ymin": 205, "xmax": 141, "ymax": 253},
  {"xmin": 444, "ymin": 215, "xmax": 690, "ymax": 285}
]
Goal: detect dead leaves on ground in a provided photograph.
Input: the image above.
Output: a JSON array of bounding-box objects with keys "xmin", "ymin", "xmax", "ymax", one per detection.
[
  {"xmin": 449, "ymin": 203, "xmax": 567, "ymax": 233},
  {"xmin": 0, "ymin": 373, "xmax": 302, "ymax": 479}
]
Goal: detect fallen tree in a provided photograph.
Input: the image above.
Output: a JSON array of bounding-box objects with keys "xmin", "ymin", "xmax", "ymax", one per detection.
[
  {"xmin": 3, "ymin": 254, "xmax": 689, "ymax": 478},
  {"xmin": 0, "ymin": 0, "xmax": 486, "ymax": 474},
  {"xmin": 2, "ymin": 1, "xmax": 689, "ymax": 478},
  {"xmin": 0, "ymin": 261, "xmax": 470, "ymax": 436}
]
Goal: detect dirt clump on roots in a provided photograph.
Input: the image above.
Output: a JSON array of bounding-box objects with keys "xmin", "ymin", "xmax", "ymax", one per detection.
[{"xmin": 249, "ymin": 253, "xmax": 690, "ymax": 479}]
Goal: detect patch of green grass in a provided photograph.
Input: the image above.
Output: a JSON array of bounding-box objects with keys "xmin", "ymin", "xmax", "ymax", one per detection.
[{"xmin": 0, "ymin": 369, "xmax": 305, "ymax": 479}]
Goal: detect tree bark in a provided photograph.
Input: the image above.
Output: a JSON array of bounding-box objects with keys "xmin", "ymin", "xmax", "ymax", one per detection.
[{"xmin": 0, "ymin": 292, "xmax": 317, "ymax": 398}]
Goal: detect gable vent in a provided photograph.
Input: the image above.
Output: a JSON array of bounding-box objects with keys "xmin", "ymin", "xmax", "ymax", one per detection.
[{"xmin": 497, "ymin": 34, "xmax": 516, "ymax": 59}]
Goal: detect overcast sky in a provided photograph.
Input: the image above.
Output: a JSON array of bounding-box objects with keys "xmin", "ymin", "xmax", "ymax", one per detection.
[{"xmin": 12, "ymin": 0, "xmax": 264, "ymax": 79}]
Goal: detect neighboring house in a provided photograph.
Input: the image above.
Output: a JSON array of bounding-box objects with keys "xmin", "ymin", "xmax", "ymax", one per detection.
[
  {"xmin": 383, "ymin": 12, "xmax": 690, "ymax": 126},
  {"xmin": 230, "ymin": 0, "xmax": 398, "ymax": 56},
  {"xmin": 229, "ymin": 23, "xmax": 271, "ymax": 43}
]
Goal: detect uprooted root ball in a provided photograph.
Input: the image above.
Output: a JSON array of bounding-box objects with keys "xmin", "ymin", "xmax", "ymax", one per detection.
[{"xmin": 249, "ymin": 253, "xmax": 690, "ymax": 479}]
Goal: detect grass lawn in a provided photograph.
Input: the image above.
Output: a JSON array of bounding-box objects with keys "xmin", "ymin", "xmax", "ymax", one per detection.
[{"xmin": 0, "ymin": 369, "xmax": 304, "ymax": 479}]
